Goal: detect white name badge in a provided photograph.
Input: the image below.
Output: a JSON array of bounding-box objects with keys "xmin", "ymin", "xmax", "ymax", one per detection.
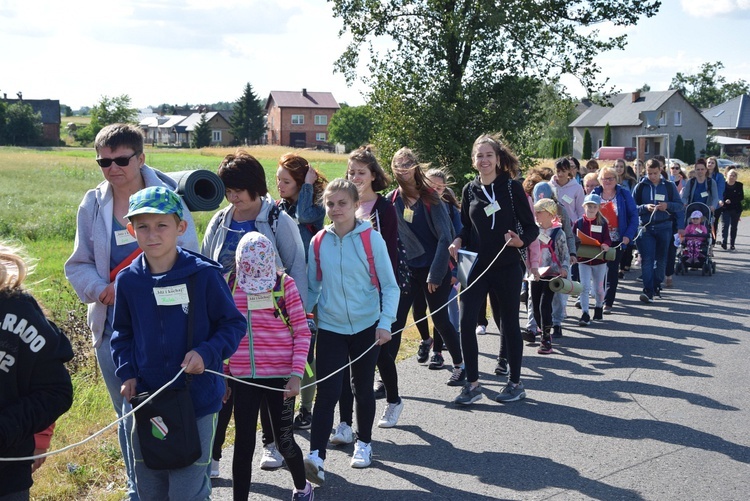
[
  {"xmin": 591, "ymin": 225, "xmax": 602, "ymax": 233},
  {"xmin": 701, "ymin": 191, "xmax": 709, "ymax": 199},
  {"xmin": 695, "ymin": 228, "xmax": 704, "ymax": 234},
  {"xmin": 654, "ymin": 194, "xmax": 665, "ymax": 202},
  {"xmin": 484, "ymin": 200, "xmax": 500, "ymax": 216},
  {"xmin": 115, "ymin": 229, "xmax": 136, "ymax": 246},
  {"xmin": 153, "ymin": 284, "xmax": 189, "ymax": 306},
  {"xmin": 562, "ymin": 195, "xmax": 573, "ymax": 204},
  {"xmin": 247, "ymin": 292, "xmax": 274, "ymax": 310},
  {"xmin": 538, "ymin": 233, "xmax": 551, "ymax": 244},
  {"xmin": 403, "ymin": 207, "xmax": 414, "ymax": 223}
]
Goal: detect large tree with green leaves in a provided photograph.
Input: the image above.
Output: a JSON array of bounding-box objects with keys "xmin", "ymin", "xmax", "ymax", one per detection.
[
  {"xmin": 328, "ymin": 104, "xmax": 374, "ymax": 151},
  {"xmin": 670, "ymin": 61, "xmax": 749, "ymax": 109},
  {"xmin": 1, "ymin": 102, "xmax": 43, "ymax": 146},
  {"xmin": 230, "ymin": 83, "xmax": 265, "ymax": 145},
  {"xmin": 330, "ymin": 0, "xmax": 660, "ymax": 177},
  {"xmin": 74, "ymin": 94, "xmax": 137, "ymax": 145}
]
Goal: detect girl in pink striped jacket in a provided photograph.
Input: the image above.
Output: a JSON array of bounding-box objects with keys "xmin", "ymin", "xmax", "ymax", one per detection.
[{"xmin": 228, "ymin": 231, "xmax": 314, "ymax": 501}]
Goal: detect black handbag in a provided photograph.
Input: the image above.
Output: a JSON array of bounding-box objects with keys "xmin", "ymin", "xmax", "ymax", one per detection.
[{"xmin": 131, "ymin": 277, "xmax": 201, "ymax": 470}]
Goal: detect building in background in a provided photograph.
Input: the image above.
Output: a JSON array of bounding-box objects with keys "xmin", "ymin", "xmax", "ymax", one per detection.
[{"xmin": 265, "ymin": 89, "xmax": 339, "ymax": 150}]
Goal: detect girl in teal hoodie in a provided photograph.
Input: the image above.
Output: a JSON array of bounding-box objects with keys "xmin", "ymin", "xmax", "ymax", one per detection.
[{"xmin": 304, "ymin": 178, "xmax": 399, "ymax": 486}]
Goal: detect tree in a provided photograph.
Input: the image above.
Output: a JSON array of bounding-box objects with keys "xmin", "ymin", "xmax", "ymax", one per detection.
[
  {"xmin": 0, "ymin": 101, "xmax": 6, "ymax": 144},
  {"xmin": 2, "ymin": 102, "xmax": 42, "ymax": 146},
  {"xmin": 74, "ymin": 94, "xmax": 137, "ymax": 145},
  {"xmin": 670, "ymin": 61, "xmax": 750, "ymax": 109},
  {"xmin": 583, "ymin": 129, "xmax": 592, "ymax": 160},
  {"xmin": 674, "ymin": 134, "xmax": 684, "ymax": 161},
  {"xmin": 230, "ymin": 83, "xmax": 265, "ymax": 145},
  {"xmin": 328, "ymin": 104, "xmax": 374, "ymax": 151},
  {"xmin": 330, "ymin": 0, "xmax": 660, "ymax": 177},
  {"xmin": 636, "ymin": 83, "xmax": 651, "ymax": 92},
  {"xmin": 603, "ymin": 122, "xmax": 612, "ymax": 147},
  {"xmin": 683, "ymin": 139, "xmax": 696, "ymax": 165},
  {"xmin": 532, "ymin": 82, "xmax": 577, "ymax": 159},
  {"xmin": 191, "ymin": 113, "xmax": 212, "ymax": 148}
]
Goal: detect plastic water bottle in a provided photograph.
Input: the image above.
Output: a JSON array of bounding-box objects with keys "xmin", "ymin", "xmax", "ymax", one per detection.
[{"xmin": 673, "ymin": 233, "xmax": 681, "ymax": 247}]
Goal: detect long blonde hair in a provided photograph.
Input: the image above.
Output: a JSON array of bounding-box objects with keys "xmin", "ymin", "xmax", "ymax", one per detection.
[{"xmin": 0, "ymin": 241, "xmax": 30, "ymax": 291}]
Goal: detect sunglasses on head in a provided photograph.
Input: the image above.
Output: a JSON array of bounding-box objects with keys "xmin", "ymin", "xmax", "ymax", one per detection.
[{"xmin": 96, "ymin": 152, "xmax": 138, "ymax": 168}]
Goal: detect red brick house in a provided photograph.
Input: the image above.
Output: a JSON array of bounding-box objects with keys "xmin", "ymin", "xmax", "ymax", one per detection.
[{"xmin": 265, "ymin": 89, "xmax": 340, "ymax": 149}]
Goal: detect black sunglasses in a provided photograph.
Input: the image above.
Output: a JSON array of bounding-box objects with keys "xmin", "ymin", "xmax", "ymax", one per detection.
[{"xmin": 96, "ymin": 152, "xmax": 138, "ymax": 168}]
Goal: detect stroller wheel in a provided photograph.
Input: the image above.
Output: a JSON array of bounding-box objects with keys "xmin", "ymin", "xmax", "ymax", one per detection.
[{"xmin": 711, "ymin": 261, "xmax": 716, "ymax": 273}]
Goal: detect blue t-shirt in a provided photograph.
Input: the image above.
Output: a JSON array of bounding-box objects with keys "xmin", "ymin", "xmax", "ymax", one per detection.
[
  {"xmin": 217, "ymin": 219, "xmax": 256, "ymax": 274},
  {"xmin": 106, "ymin": 217, "xmax": 139, "ymax": 334}
]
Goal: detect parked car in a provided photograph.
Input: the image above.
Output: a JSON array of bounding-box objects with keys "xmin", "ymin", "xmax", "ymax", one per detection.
[
  {"xmin": 666, "ymin": 158, "xmax": 687, "ymax": 169},
  {"xmin": 716, "ymin": 158, "xmax": 743, "ymax": 170},
  {"xmin": 593, "ymin": 146, "xmax": 637, "ymax": 161}
]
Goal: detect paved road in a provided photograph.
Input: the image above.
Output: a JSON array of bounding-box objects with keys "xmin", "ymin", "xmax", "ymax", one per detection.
[{"xmin": 211, "ymin": 219, "xmax": 750, "ymax": 500}]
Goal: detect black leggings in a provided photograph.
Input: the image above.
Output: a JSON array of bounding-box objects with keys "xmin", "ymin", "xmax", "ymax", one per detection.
[
  {"xmin": 722, "ymin": 210, "xmax": 740, "ymax": 245},
  {"xmin": 232, "ymin": 377, "xmax": 306, "ymax": 498},
  {"xmin": 460, "ymin": 263, "xmax": 524, "ymax": 384},
  {"xmin": 310, "ymin": 325, "xmax": 380, "ymax": 459},
  {"xmin": 391, "ymin": 266, "xmax": 463, "ymax": 366},
  {"xmin": 530, "ymin": 280, "xmax": 554, "ymax": 334}
]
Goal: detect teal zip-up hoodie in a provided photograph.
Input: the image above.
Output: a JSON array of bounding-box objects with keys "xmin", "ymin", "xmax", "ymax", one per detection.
[{"xmin": 307, "ymin": 220, "xmax": 399, "ymax": 335}]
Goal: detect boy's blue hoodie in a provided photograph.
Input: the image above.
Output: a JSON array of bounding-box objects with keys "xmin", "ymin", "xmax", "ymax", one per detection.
[
  {"xmin": 307, "ymin": 220, "xmax": 399, "ymax": 335},
  {"xmin": 633, "ymin": 177, "xmax": 685, "ymax": 230},
  {"xmin": 111, "ymin": 248, "xmax": 246, "ymax": 418}
]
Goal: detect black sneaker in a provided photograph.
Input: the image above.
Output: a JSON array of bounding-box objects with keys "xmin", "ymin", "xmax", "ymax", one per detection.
[
  {"xmin": 373, "ymin": 379, "xmax": 386, "ymax": 400},
  {"xmin": 639, "ymin": 292, "xmax": 653, "ymax": 304},
  {"xmin": 446, "ymin": 366, "xmax": 466, "ymax": 386},
  {"xmin": 428, "ymin": 352, "xmax": 444, "ymax": 370},
  {"xmin": 578, "ymin": 312, "xmax": 591, "ymax": 326},
  {"xmin": 552, "ymin": 325, "xmax": 563, "ymax": 338},
  {"xmin": 721, "ymin": 241, "xmax": 727, "ymax": 250},
  {"xmin": 293, "ymin": 407, "xmax": 312, "ymax": 430},
  {"xmin": 494, "ymin": 357, "xmax": 509, "ymax": 376},
  {"xmin": 593, "ymin": 307, "xmax": 603, "ymax": 321},
  {"xmin": 522, "ymin": 329, "xmax": 537, "ymax": 343},
  {"xmin": 417, "ymin": 338, "xmax": 433, "ymax": 363}
]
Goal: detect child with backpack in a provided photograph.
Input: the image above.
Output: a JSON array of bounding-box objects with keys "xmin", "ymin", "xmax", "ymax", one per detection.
[
  {"xmin": 228, "ymin": 232, "xmax": 313, "ymax": 501},
  {"xmin": 304, "ymin": 179, "xmax": 399, "ymax": 486},
  {"xmin": 532, "ymin": 198, "xmax": 570, "ymax": 354},
  {"xmin": 574, "ymin": 194, "xmax": 611, "ymax": 326}
]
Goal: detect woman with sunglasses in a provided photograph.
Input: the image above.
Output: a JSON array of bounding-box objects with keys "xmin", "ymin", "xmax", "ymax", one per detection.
[{"xmin": 65, "ymin": 123, "xmax": 199, "ymax": 500}]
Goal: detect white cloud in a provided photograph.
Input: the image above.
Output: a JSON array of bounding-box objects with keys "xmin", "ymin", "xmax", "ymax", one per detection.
[{"xmin": 681, "ymin": 0, "xmax": 750, "ymax": 17}]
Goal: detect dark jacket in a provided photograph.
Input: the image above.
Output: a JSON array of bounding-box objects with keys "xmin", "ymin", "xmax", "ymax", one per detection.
[
  {"xmin": 111, "ymin": 248, "xmax": 246, "ymax": 418},
  {"xmin": 458, "ymin": 173, "xmax": 539, "ymax": 273},
  {"xmin": 0, "ymin": 291, "xmax": 73, "ymax": 496},
  {"xmin": 368, "ymin": 194, "xmax": 400, "ymax": 275}
]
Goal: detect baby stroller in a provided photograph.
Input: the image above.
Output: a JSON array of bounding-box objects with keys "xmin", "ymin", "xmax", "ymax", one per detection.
[{"xmin": 674, "ymin": 202, "xmax": 716, "ymax": 276}]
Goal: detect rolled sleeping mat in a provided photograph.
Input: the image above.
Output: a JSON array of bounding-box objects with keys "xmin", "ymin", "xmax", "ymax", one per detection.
[
  {"xmin": 576, "ymin": 244, "xmax": 616, "ymax": 262},
  {"xmin": 549, "ymin": 277, "xmax": 583, "ymax": 295},
  {"xmin": 166, "ymin": 170, "xmax": 225, "ymax": 212}
]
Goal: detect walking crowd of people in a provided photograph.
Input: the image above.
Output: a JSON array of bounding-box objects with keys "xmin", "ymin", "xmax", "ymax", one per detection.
[{"xmin": 2, "ymin": 122, "xmax": 744, "ymax": 501}]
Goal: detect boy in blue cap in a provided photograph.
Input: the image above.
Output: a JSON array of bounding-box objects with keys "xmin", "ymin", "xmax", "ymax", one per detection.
[{"xmin": 111, "ymin": 186, "xmax": 246, "ymax": 500}]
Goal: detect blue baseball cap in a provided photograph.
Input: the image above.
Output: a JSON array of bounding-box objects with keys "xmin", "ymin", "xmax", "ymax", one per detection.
[
  {"xmin": 125, "ymin": 186, "xmax": 183, "ymax": 220},
  {"xmin": 583, "ymin": 193, "xmax": 602, "ymax": 206}
]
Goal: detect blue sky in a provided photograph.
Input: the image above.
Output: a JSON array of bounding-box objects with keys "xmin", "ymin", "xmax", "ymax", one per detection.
[{"xmin": 1, "ymin": 0, "xmax": 748, "ymax": 110}]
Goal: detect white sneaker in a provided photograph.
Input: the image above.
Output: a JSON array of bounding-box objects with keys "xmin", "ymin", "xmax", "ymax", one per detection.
[
  {"xmin": 377, "ymin": 399, "xmax": 404, "ymax": 428},
  {"xmin": 475, "ymin": 325, "xmax": 486, "ymax": 335},
  {"xmin": 210, "ymin": 458, "xmax": 220, "ymax": 478},
  {"xmin": 350, "ymin": 440, "xmax": 372, "ymax": 468},
  {"xmin": 329, "ymin": 422, "xmax": 354, "ymax": 445},
  {"xmin": 304, "ymin": 451, "xmax": 325, "ymax": 486},
  {"xmin": 259, "ymin": 443, "xmax": 284, "ymax": 470}
]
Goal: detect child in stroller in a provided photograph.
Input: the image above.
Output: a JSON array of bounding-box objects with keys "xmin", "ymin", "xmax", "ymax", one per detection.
[
  {"xmin": 683, "ymin": 210, "xmax": 708, "ymax": 264},
  {"xmin": 675, "ymin": 203, "xmax": 715, "ymax": 276}
]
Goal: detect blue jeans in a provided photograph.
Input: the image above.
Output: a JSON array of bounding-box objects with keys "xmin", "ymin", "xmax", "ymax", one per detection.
[
  {"xmin": 132, "ymin": 413, "xmax": 216, "ymax": 501},
  {"xmin": 96, "ymin": 333, "xmax": 139, "ymax": 500},
  {"xmin": 636, "ymin": 223, "xmax": 671, "ymax": 297}
]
